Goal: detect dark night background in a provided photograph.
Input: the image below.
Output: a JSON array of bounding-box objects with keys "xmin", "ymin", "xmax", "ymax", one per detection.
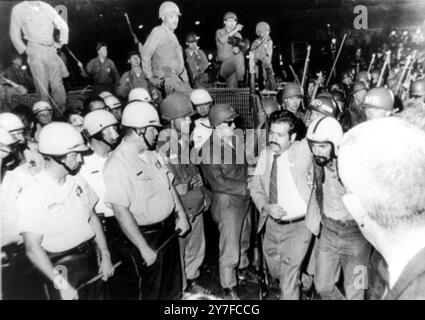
[{"xmin": 1, "ymin": 0, "xmax": 425, "ymax": 76}]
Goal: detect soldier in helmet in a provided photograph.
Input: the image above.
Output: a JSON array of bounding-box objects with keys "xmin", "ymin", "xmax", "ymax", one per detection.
[
  {"xmin": 362, "ymin": 87, "xmax": 395, "ymax": 120},
  {"xmin": 252, "ymin": 21, "xmax": 277, "ymax": 91},
  {"xmin": 185, "ymin": 32, "xmax": 210, "ymax": 88},
  {"xmin": 216, "ymin": 12, "xmax": 243, "ymax": 64},
  {"xmin": 410, "ymin": 78, "xmax": 425, "ymax": 104},
  {"xmin": 18, "ymin": 122, "xmax": 115, "ymax": 300},
  {"xmin": 355, "ymin": 71, "xmax": 371, "ymax": 89},
  {"xmin": 103, "ymin": 100, "xmax": 190, "ymax": 299},
  {"xmin": 142, "ymin": 1, "xmax": 191, "ymax": 96},
  {"xmin": 277, "ymin": 82, "xmax": 305, "ymax": 120},
  {"xmin": 198, "ymin": 103, "xmax": 252, "ymax": 299},
  {"xmin": 304, "ymin": 96, "xmax": 339, "ymax": 127},
  {"xmin": 307, "ymin": 117, "xmax": 371, "ymax": 300},
  {"xmin": 32, "ymin": 101, "xmax": 54, "ymax": 142},
  {"xmin": 349, "ymin": 81, "xmax": 368, "ymax": 127},
  {"xmin": 158, "ymin": 93, "xmax": 211, "ymax": 295}
]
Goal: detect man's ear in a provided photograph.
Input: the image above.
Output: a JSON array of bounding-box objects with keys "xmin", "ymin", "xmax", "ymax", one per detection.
[{"xmin": 290, "ymin": 133, "xmax": 297, "ymax": 142}]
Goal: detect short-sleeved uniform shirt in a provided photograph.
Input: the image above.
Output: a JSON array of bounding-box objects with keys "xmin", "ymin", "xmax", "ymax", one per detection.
[
  {"xmin": 103, "ymin": 139, "xmax": 175, "ymax": 226},
  {"xmin": 18, "ymin": 171, "xmax": 97, "ymax": 253}
]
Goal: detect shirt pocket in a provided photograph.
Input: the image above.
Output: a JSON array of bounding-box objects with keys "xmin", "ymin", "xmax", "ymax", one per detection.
[{"xmin": 43, "ymin": 202, "xmax": 68, "ymax": 236}]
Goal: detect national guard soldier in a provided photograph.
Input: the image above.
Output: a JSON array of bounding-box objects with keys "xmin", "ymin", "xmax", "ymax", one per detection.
[
  {"xmin": 103, "ymin": 95, "xmax": 123, "ymax": 122},
  {"xmin": 142, "ymin": 1, "xmax": 192, "ymax": 96},
  {"xmin": 116, "ymin": 51, "xmax": 149, "ymax": 99},
  {"xmin": 190, "ymin": 89, "xmax": 213, "ymax": 150},
  {"xmin": 158, "ymin": 93, "xmax": 211, "ymax": 294},
  {"xmin": 215, "ymin": 12, "xmax": 243, "ymax": 64},
  {"xmin": 18, "ymin": 122, "xmax": 115, "ymax": 300},
  {"xmin": 362, "ymin": 87, "xmax": 395, "ymax": 121},
  {"xmin": 103, "ymin": 101, "xmax": 190, "ymax": 300},
  {"xmin": 410, "ymin": 78, "xmax": 425, "ymax": 104},
  {"xmin": 185, "ymin": 32, "xmax": 210, "ymax": 88},
  {"xmin": 199, "ymin": 103, "xmax": 251, "ymax": 299}
]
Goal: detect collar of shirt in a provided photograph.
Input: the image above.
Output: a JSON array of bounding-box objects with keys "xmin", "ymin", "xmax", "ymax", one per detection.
[{"xmin": 99, "ymin": 57, "xmax": 106, "ymax": 64}]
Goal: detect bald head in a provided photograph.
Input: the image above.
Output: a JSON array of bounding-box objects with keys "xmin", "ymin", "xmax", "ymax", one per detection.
[{"xmin": 338, "ymin": 118, "xmax": 425, "ymax": 231}]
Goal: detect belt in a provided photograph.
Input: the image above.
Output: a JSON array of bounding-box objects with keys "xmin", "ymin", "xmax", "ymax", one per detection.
[
  {"xmin": 271, "ymin": 216, "xmax": 305, "ymax": 225},
  {"xmin": 322, "ymin": 215, "xmax": 358, "ymax": 228},
  {"xmin": 138, "ymin": 214, "xmax": 174, "ymax": 234},
  {"xmin": 47, "ymin": 238, "xmax": 94, "ymax": 261},
  {"xmin": 28, "ymin": 41, "xmax": 54, "ymax": 48}
]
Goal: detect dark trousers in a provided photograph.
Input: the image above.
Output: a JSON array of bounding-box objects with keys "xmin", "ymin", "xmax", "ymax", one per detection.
[
  {"xmin": 1, "ymin": 243, "xmax": 46, "ymax": 300},
  {"xmin": 132, "ymin": 214, "xmax": 182, "ymax": 300},
  {"xmin": 101, "ymin": 217, "xmax": 140, "ymax": 300},
  {"xmin": 45, "ymin": 239, "xmax": 103, "ymax": 300}
]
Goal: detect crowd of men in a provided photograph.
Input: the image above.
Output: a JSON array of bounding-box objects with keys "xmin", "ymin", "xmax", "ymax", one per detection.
[{"xmin": 2, "ymin": 0, "xmax": 425, "ymax": 300}]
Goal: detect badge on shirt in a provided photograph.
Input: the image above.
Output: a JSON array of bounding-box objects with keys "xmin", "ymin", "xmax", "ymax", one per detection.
[
  {"xmin": 155, "ymin": 161, "xmax": 162, "ymax": 169},
  {"xmin": 76, "ymin": 185, "xmax": 83, "ymax": 197},
  {"xmin": 107, "ymin": 68, "xmax": 111, "ymax": 73}
]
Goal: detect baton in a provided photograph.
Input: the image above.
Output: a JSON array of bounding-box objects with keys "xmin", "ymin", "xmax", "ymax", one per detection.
[
  {"xmin": 141, "ymin": 228, "xmax": 182, "ymax": 266},
  {"xmin": 76, "ymin": 261, "xmax": 122, "ymax": 291},
  {"xmin": 64, "ymin": 46, "xmax": 83, "ymax": 67}
]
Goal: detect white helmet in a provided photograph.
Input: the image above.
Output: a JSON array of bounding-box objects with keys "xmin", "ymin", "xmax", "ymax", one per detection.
[
  {"xmin": 32, "ymin": 101, "xmax": 53, "ymax": 115},
  {"xmin": 84, "ymin": 110, "xmax": 118, "ymax": 136},
  {"xmin": 0, "ymin": 127, "xmax": 16, "ymax": 146},
  {"xmin": 38, "ymin": 122, "xmax": 89, "ymax": 156},
  {"xmin": 190, "ymin": 89, "xmax": 213, "ymax": 106},
  {"xmin": 0, "ymin": 112, "xmax": 25, "ymax": 132},
  {"xmin": 99, "ymin": 91, "xmax": 113, "ymax": 100},
  {"xmin": 122, "ymin": 101, "xmax": 162, "ymax": 128},
  {"xmin": 104, "ymin": 95, "xmax": 122, "ymax": 110},
  {"xmin": 128, "ymin": 88, "xmax": 152, "ymax": 103},
  {"xmin": 158, "ymin": 1, "xmax": 181, "ymax": 19},
  {"xmin": 307, "ymin": 116, "xmax": 344, "ymax": 152}
]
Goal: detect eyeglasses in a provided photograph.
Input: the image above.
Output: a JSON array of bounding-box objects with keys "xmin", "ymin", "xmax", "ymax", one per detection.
[{"xmin": 226, "ymin": 120, "xmax": 235, "ymax": 127}]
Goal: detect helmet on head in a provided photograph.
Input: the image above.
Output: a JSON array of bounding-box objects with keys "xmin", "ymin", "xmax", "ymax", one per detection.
[
  {"xmin": 331, "ymin": 91, "xmax": 345, "ymax": 104},
  {"xmin": 160, "ymin": 93, "xmax": 195, "ymax": 121},
  {"xmin": 410, "ymin": 78, "xmax": 425, "ymax": 97},
  {"xmin": 122, "ymin": 101, "xmax": 162, "ymax": 128},
  {"xmin": 351, "ymin": 81, "xmax": 367, "ymax": 95},
  {"xmin": 281, "ymin": 82, "xmax": 303, "ymax": 99},
  {"xmin": 128, "ymin": 88, "xmax": 152, "ymax": 103},
  {"xmin": 185, "ymin": 32, "xmax": 200, "ymax": 43},
  {"xmin": 255, "ymin": 22, "xmax": 270, "ymax": 35},
  {"xmin": 307, "ymin": 116, "xmax": 344, "ymax": 155},
  {"xmin": 362, "ymin": 87, "xmax": 394, "ymax": 111},
  {"xmin": 261, "ymin": 98, "xmax": 280, "ymax": 116},
  {"xmin": 0, "ymin": 113, "xmax": 25, "ymax": 132},
  {"xmin": 0, "ymin": 127, "xmax": 16, "ymax": 147},
  {"xmin": 99, "ymin": 91, "xmax": 113, "ymax": 100},
  {"xmin": 38, "ymin": 122, "xmax": 88, "ymax": 156},
  {"xmin": 190, "ymin": 89, "xmax": 213, "ymax": 106},
  {"xmin": 104, "ymin": 95, "xmax": 122, "ymax": 110},
  {"xmin": 223, "ymin": 12, "xmax": 237, "ymax": 21},
  {"xmin": 355, "ymin": 71, "xmax": 371, "ymax": 87},
  {"xmin": 159, "ymin": 1, "xmax": 181, "ymax": 19},
  {"xmin": 83, "ymin": 110, "xmax": 118, "ymax": 137},
  {"xmin": 32, "ymin": 101, "xmax": 52, "ymax": 115},
  {"xmin": 208, "ymin": 104, "xmax": 239, "ymax": 128},
  {"xmin": 308, "ymin": 96, "xmax": 339, "ymax": 118}
]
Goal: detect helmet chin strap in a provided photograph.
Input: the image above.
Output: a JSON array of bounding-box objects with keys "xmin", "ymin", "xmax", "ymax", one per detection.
[
  {"xmin": 51, "ymin": 156, "xmax": 80, "ymax": 175},
  {"xmin": 134, "ymin": 128, "xmax": 156, "ymax": 151}
]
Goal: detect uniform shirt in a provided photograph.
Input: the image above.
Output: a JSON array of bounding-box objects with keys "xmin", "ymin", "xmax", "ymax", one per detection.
[
  {"xmin": 116, "ymin": 68, "xmax": 149, "ymax": 98},
  {"xmin": 23, "ymin": 141, "xmax": 44, "ymax": 175},
  {"xmin": 10, "ymin": 1, "xmax": 69, "ymax": 54},
  {"xmin": 322, "ymin": 166, "xmax": 352, "ymax": 222},
  {"xmin": 276, "ymin": 151, "xmax": 307, "ymax": 220},
  {"xmin": 103, "ymin": 139, "xmax": 175, "ymax": 226},
  {"xmin": 79, "ymin": 152, "xmax": 113, "ymax": 217},
  {"xmin": 142, "ymin": 24, "xmax": 188, "ymax": 81},
  {"xmin": 252, "ymin": 37, "xmax": 273, "ymax": 68},
  {"xmin": 18, "ymin": 171, "xmax": 97, "ymax": 253},
  {"xmin": 86, "ymin": 58, "xmax": 120, "ymax": 86},
  {"xmin": 215, "ymin": 28, "xmax": 242, "ymax": 62},
  {"xmin": 185, "ymin": 48, "xmax": 209, "ymax": 80},
  {"xmin": 192, "ymin": 117, "xmax": 212, "ymax": 150}
]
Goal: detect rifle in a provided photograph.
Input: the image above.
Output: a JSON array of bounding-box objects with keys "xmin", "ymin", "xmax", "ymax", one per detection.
[
  {"xmin": 325, "ymin": 33, "xmax": 347, "ymax": 87},
  {"xmin": 289, "ymin": 64, "xmax": 306, "ymax": 111},
  {"xmin": 124, "ymin": 13, "xmax": 141, "ymax": 47},
  {"xmin": 396, "ymin": 54, "xmax": 412, "ymax": 97},
  {"xmin": 301, "ymin": 45, "xmax": 311, "ymax": 93},
  {"xmin": 367, "ymin": 53, "xmax": 376, "ymax": 73},
  {"xmin": 377, "ymin": 51, "xmax": 391, "ymax": 87}
]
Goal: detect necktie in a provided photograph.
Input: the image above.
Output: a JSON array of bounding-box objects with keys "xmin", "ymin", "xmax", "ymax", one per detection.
[{"xmin": 269, "ymin": 153, "xmax": 280, "ymax": 204}]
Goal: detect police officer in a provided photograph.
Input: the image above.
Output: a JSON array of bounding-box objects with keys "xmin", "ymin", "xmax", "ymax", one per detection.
[
  {"xmin": 18, "ymin": 122, "xmax": 114, "ymax": 300},
  {"xmin": 215, "ymin": 12, "xmax": 243, "ymax": 64},
  {"xmin": 158, "ymin": 93, "xmax": 211, "ymax": 294},
  {"xmin": 190, "ymin": 89, "xmax": 213, "ymax": 150},
  {"xmin": 103, "ymin": 95, "xmax": 123, "ymax": 121},
  {"xmin": 252, "ymin": 21, "xmax": 277, "ymax": 91},
  {"xmin": 304, "ymin": 96, "xmax": 339, "ymax": 127},
  {"xmin": 185, "ymin": 32, "xmax": 210, "ymax": 88},
  {"xmin": 32, "ymin": 101, "xmax": 54, "ymax": 142},
  {"xmin": 142, "ymin": 1, "xmax": 191, "ymax": 96},
  {"xmin": 362, "ymin": 87, "xmax": 395, "ymax": 120},
  {"xmin": 199, "ymin": 104, "xmax": 251, "ymax": 299},
  {"xmin": 307, "ymin": 117, "xmax": 371, "ymax": 300},
  {"xmin": 103, "ymin": 101, "xmax": 190, "ymax": 300}
]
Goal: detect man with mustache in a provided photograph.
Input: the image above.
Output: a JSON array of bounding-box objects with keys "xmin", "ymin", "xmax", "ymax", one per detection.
[
  {"xmin": 307, "ymin": 116, "xmax": 371, "ymax": 299},
  {"xmin": 249, "ymin": 110, "xmax": 321, "ymax": 299},
  {"xmin": 142, "ymin": 1, "xmax": 191, "ymax": 96}
]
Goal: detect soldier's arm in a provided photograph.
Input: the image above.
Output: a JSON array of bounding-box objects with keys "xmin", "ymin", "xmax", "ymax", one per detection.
[
  {"xmin": 49, "ymin": 5, "xmax": 69, "ymax": 45},
  {"xmin": 141, "ymin": 28, "xmax": 162, "ymax": 80},
  {"xmin": 9, "ymin": 7, "xmax": 26, "ymax": 54},
  {"xmin": 110, "ymin": 60, "xmax": 121, "ymax": 85},
  {"xmin": 199, "ymin": 50, "xmax": 210, "ymax": 73}
]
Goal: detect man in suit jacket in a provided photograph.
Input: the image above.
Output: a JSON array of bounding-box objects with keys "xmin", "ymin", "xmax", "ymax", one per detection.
[
  {"xmin": 249, "ymin": 110, "xmax": 321, "ymax": 300},
  {"xmin": 338, "ymin": 118, "xmax": 425, "ymax": 300}
]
